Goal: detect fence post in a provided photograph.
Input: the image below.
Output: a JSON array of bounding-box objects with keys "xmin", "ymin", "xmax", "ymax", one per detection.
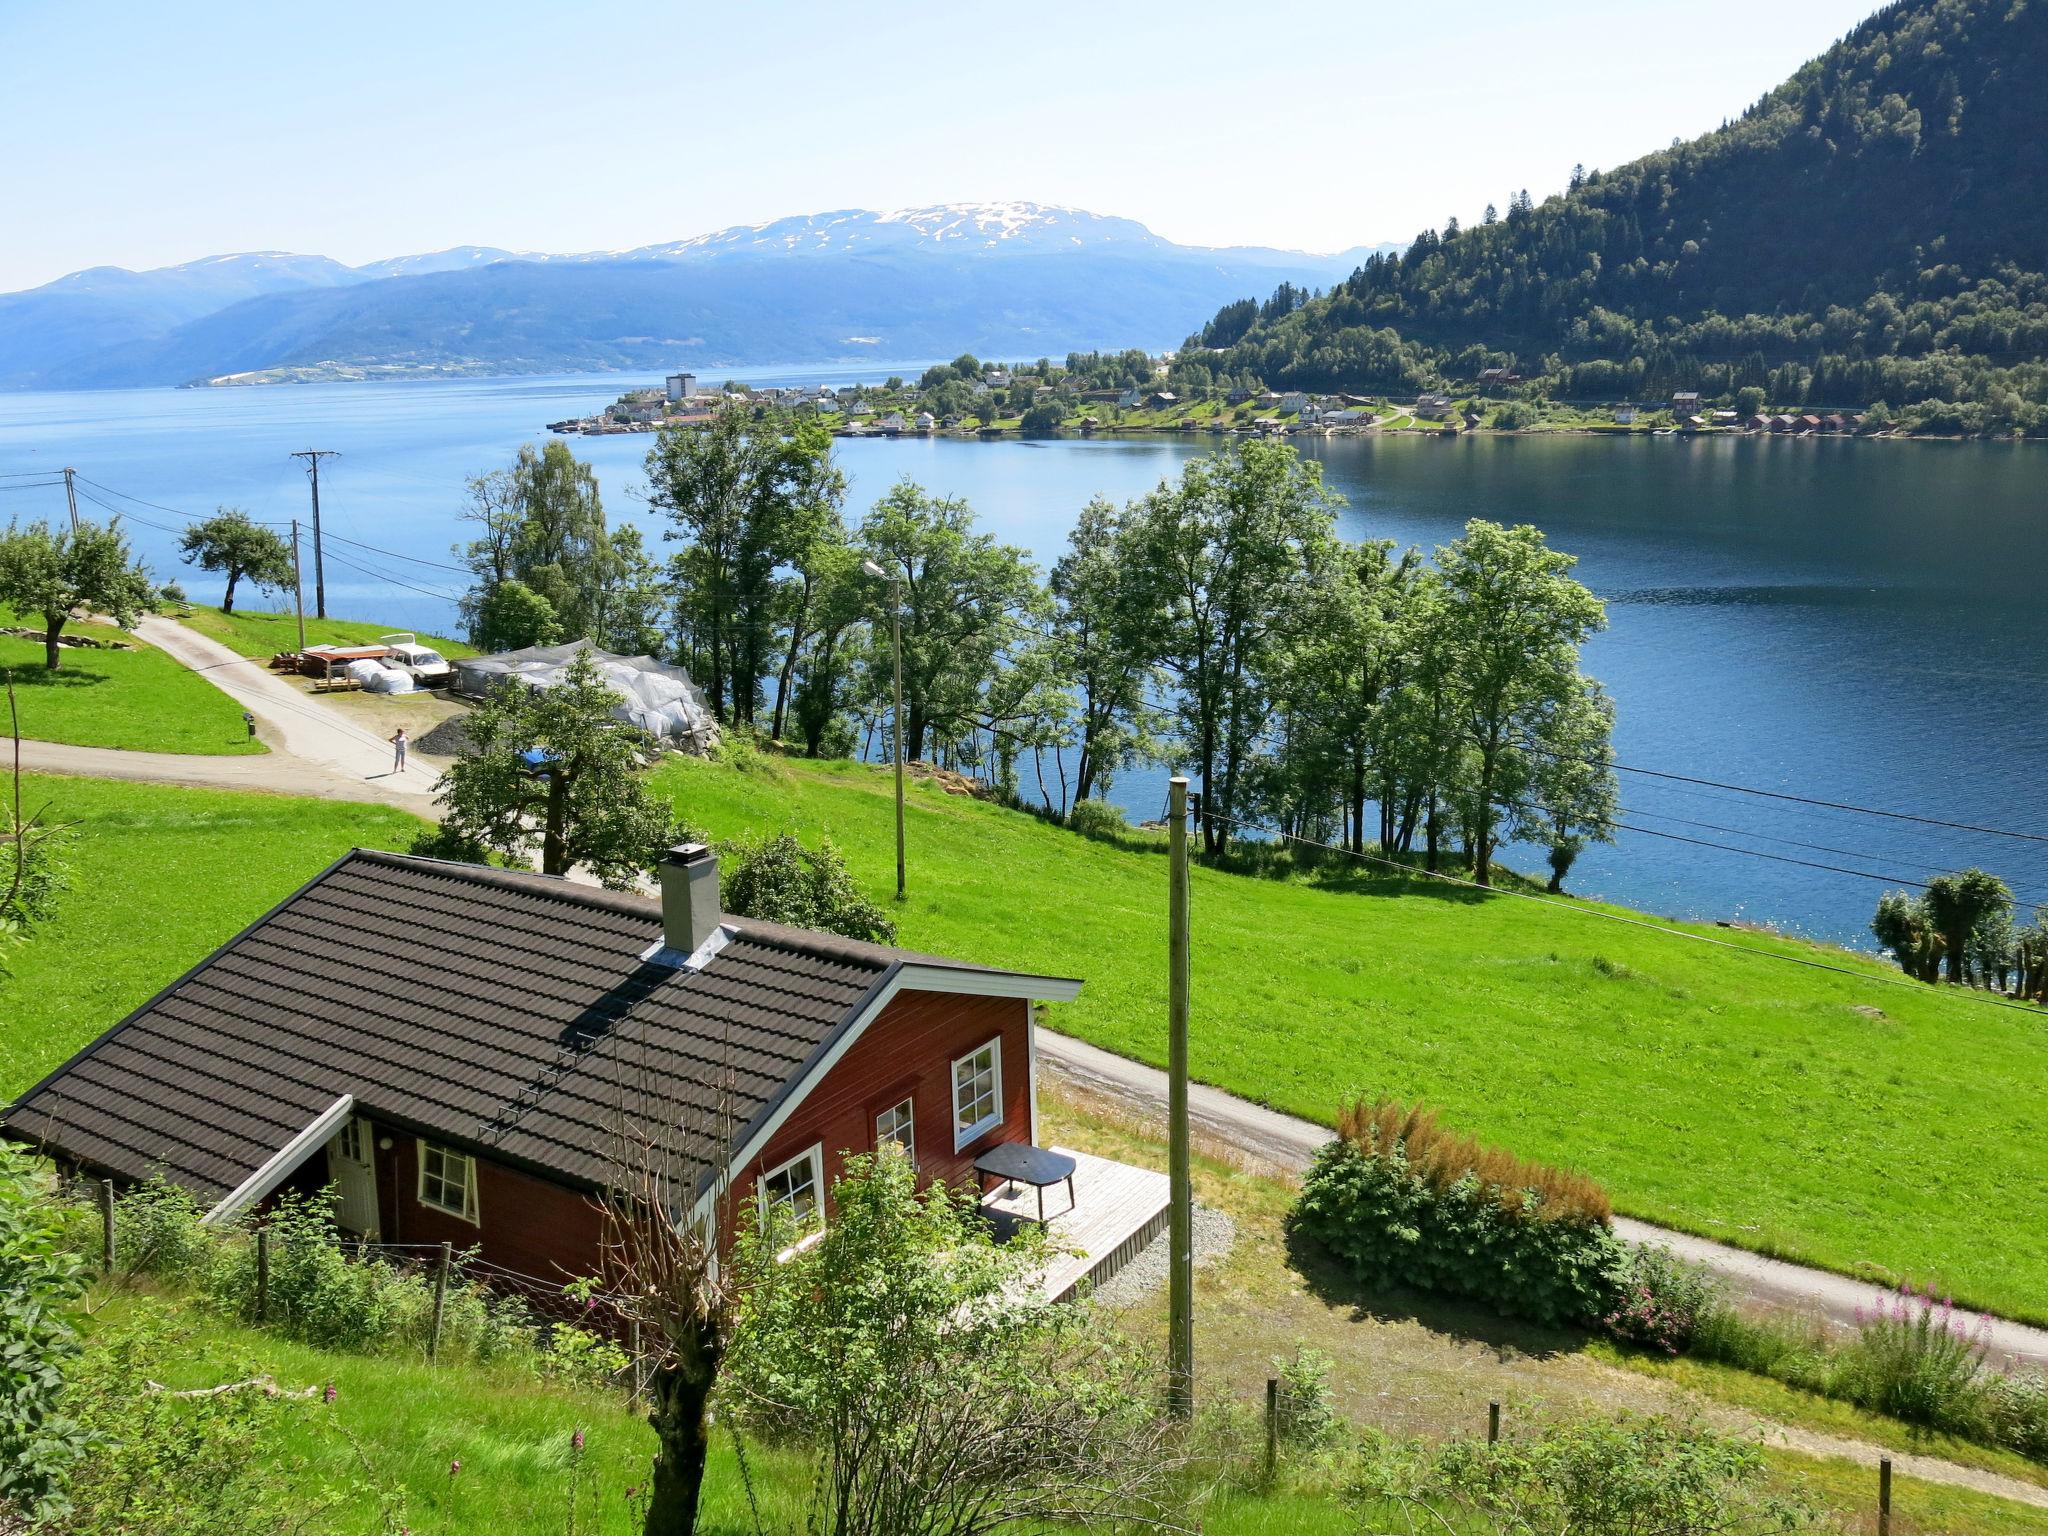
[
  {"xmin": 630, "ymin": 1319, "xmax": 645, "ymax": 1406},
  {"xmin": 429, "ymin": 1241, "xmax": 452, "ymax": 1361},
  {"xmin": 256, "ymin": 1228, "xmax": 270, "ymax": 1323},
  {"xmin": 1878, "ymin": 1456, "xmax": 1892, "ymax": 1536},
  {"xmin": 1264, "ymin": 1377, "xmax": 1279, "ymax": 1479},
  {"xmin": 98, "ymin": 1179, "xmax": 115, "ymax": 1276},
  {"xmin": 1488, "ymin": 1401, "xmax": 1501, "ymax": 1445}
]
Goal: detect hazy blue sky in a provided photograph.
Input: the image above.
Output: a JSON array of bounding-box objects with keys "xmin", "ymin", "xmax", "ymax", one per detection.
[{"xmin": 1, "ymin": 0, "xmax": 1879, "ymax": 291}]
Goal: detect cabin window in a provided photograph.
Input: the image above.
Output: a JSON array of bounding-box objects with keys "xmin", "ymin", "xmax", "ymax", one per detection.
[
  {"xmin": 876, "ymin": 1098, "xmax": 916, "ymax": 1163},
  {"xmin": 417, "ymin": 1141, "xmax": 479, "ymax": 1224},
  {"xmin": 951, "ymin": 1039, "xmax": 1003, "ymax": 1150},
  {"xmin": 760, "ymin": 1144, "xmax": 824, "ymax": 1232}
]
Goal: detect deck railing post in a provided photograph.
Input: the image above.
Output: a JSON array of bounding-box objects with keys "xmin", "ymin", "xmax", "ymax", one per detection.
[
  {"xmin": 98, "ymin": 1179, "xmax": 115, "ymax": 1276},
  {"xmin": 1489, "ymin": 1400, "xmax": 1501, "ymax": 1445},
  {"xmin": 1878, "ymin": 1456, "xmax": 1892, "ymax": 1536}
]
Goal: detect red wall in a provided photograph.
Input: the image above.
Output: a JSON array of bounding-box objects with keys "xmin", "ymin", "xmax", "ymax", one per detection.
[
  {"xmin": 309, "ymin": 989, "xmax": 1032, "ymax": 1281},
  {"xmin": 362, "ymin": 1122, "xmax": 606, "ymax": 1285},
  {"xmin": 741, "ymin": 989, "xmax": 1033, "ymax": 1215}
]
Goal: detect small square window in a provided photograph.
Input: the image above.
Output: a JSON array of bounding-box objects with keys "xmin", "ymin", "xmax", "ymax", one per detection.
[
  {"xmin": 417, "ymin": 1141, "xmax": 479, "ymax": 1224},
  {"xmin": 876, "ymin": 1098, "xmax": 916, "ymax": 1163},
  {"xmin": 951, "ymin": 1040, "xmax": 1003, "ymax": 1150},
  {"xmin": 760, "ymin": 1145, "xmax": 823, "ymax": 1232}
]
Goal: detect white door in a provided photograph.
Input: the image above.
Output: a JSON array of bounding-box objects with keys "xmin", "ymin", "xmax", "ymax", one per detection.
[{"xmin": 327, "ymin": 1117, "xmax": 380, "ymax": 1237}]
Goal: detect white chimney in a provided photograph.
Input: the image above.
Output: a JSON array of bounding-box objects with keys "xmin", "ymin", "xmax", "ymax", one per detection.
[{"xmin": 656, "ymin": 843, "xmax": 722, "ymax": 957}]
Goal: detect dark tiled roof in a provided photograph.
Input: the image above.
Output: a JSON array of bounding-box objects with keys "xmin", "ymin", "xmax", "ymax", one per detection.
[{"xmin": 1, "ymin": 851, "xmax": 894, "ymax": 1201}]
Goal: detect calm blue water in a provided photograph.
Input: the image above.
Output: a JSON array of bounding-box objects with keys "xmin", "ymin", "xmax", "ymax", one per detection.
[{"xmin": 3, "ymin": 373, "xmax": 2044, "ymax": 948}]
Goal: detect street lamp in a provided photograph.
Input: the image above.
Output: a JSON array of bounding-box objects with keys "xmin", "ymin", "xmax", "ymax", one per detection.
[{"xmin": 862, "ymin": 558, "xmax": 907, "ymax": 900}]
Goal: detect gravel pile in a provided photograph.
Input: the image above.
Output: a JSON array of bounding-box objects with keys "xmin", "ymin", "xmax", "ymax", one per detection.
[{"xmin": 1088, "ymin": 1204, "xmax": 1235, "ymax": 1309}]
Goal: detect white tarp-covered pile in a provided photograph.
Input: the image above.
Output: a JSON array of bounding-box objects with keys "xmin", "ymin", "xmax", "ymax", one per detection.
[
  {"xmin": 452, "ymin": 641, "xmax": 720, "ymax": 754},
  {"xmin": 345, "ymin": 658, "xmax": 415, "ymax": 694}
]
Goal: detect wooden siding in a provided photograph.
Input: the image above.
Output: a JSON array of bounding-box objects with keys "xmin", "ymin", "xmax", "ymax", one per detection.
[{"xmin": 743, "ymin": 991, "xmax": 1032, "ymax": 1214}]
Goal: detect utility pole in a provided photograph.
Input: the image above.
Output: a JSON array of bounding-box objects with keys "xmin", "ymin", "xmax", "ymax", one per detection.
[
  {"xmin": 862, "ymin": 558, "xmax": 907, "ymax": 899},
  {"xmin": 1166, "ymin": 775, "xmax": 1194, "ymax": 1417},
  {"xmin": 289, "ymin": 450, "xmax": 338, "ymax": 619},
  {"xmin": 290, "ymin": 519, "xmax": 307, "ymax": 656},
  {"xmin": 61, "ymin": 467, "xmax": 78, "ymax": 533}
]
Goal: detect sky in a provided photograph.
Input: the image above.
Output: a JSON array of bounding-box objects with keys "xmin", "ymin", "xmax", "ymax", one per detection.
[{"xmin": 0, "ymin": 0, "xmax": 1882, "ymax": 292}]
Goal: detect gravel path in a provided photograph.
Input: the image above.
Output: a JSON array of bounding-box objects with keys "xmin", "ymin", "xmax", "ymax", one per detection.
[{"xmin": 1088, "ymin": 1205, "xmax": 1236, "ymax": 1309}]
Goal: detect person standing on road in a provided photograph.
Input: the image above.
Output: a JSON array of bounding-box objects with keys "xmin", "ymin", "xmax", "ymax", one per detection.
[{"xmin": 389, "ymin": 726, "xmax": 408, "ymax": 774}]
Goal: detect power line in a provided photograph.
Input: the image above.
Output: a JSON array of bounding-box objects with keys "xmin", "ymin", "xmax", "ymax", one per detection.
[
  {"xmin": 1518, "ymin": 738, "xmax": 2048, "ymax": 847},
  {"xmin": 1202, "ymin": 809, "xmax": 2045, "ymax": 1017},
  {"xmin": 317, "ymin": 547, "xmax": 465, "ymax": 605},
  {"xmin": 320, "ymin": 530, "xmax": 471, "ymax": 575}
]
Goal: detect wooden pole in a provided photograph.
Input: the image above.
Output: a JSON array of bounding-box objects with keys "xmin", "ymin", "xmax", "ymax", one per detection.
[
  {"xmin": 1264, "ymin": 1377, "xmax": 1279, "ymax": 1479},
  {"xmin": 1488, "ymin": 1400, "xmax": 1501, "ymax": 1444},
  {"xmin": 429, "ymin": 1241, "xmax": 452, "ymax": 1360},
  {"xmin": 98, "ymin": 1179, "xmax": 114, "ymax": 1276},
  {"xmin": 1878, "ymin": 1456, "xmax": 1892, "ymax": 1536},
  {"xmin": 290, "ymin": 519, "xmax": 306, "ymax": 657},
  {"xmin": 256, "ymin": 1228, "xmax": 270, "ymax": 1322},
  {"xmin": 890, "ymin": 577, "xmax": 905, "ymax": 900},
  {"xmin": 1166, "ymin": 776, "xmax": 1193, "ymax": 1417}
]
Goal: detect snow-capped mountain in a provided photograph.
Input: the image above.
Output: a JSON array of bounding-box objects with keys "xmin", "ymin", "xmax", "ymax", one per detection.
[{"xmin": 0, "ymin": 203, "xmax": 1392, "ymax": 388}]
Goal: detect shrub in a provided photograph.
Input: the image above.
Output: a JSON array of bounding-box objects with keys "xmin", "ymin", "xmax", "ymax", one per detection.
[
  {"xmin": 1294, "ymin": 1100, "xmax": 1625, "ymax": 1328},
  {"xmin": 1352, "ymin": 1411, "xmax": 1820, "ymax": 1535},
  {"xmin": 1067, "ymin": 798, "xmax": 1127, "ymax": 842},
  {"xmin": 1831, "ymin": 1283, "xmax": 1991, "ymax": 1437},
  {"xmin": 1273, "ymin": 1343, "xmax": 1338, "ymax": 1450},
  {"xmin": 719, "ymin": 830, "xmax": 896, "ymax": 944},
  {"xmin": 1986, "ymin": 1372, "xmax": 2048, "ymax": 1463},
  {"xmin": 540, "ymin": 1322, "xmax": 630, "ymax": 1389},
  {"xmin": 0, "ymin": 1148, "xmax": 89, "ymax": 1522},
  {"xmin": 111, "ymin": 1177, "xmax": 215, "ymax": 1284},
  {"xmin": 1605, "ymin": 1245, "xmax": 1720, "ymax": 1355}
]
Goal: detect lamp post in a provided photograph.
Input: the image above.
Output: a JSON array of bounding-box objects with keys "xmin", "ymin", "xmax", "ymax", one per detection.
[{"xmin": 861, "ymin": 558, "xmax": 907, "ymax": 900}]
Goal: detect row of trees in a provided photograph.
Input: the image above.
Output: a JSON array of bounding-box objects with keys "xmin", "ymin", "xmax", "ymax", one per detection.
[
  {"xmin": 1871, "ymin": 869, "xmax": 2048, "ymax": 998},
  {"xmin": 451, "ymin": 413, "xmax": 1620, "ymax": 889}
]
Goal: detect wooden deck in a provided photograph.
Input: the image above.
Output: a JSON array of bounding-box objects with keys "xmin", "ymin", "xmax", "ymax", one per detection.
[{"xmin": 979, "ymin": 1146, "xmax": 1169, "ymax": 1303}]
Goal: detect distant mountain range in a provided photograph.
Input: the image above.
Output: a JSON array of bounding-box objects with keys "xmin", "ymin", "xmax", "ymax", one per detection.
[{"xmin": 0, "ymin": 204, "xmax": 1392, "ymax": 389}]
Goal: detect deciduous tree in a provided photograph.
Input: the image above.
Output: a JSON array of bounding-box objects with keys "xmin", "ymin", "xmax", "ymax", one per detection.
[
  {"xmin": 434, "ymin": 649, "xmax": 678, "ymax": 884},
  {"xmin": 0, "ymin": 518, "xmax": 153, "ymax": 672},
  {"xmin": 177, "ymin": 508, "xmax": 294, "ymax": 615}
]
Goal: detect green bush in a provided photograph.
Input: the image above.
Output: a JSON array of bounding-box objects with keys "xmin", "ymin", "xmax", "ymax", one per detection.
[
  {"xmin": 0, "ymin": 1148, "xmax": 89, "ymax": 1522},
  {"xmin": 1294, "ymin": 1100, "xmax": 1625, "ymax": 1328},
  {"xmin": 1349, "ymin": 1411, "xmax": 1820, "ymax": 1535},
  {"xmin": 1067, "ymin": 798, "xmax": 1128, "ymax": 842},
  {"xmin": 1273, "ymin": 1343, "xmax": 1338, "ymax": 1450},
  {"xmin": 719, "ymin": 830, "xmax": 896, "ymax": 943},
  {"xmin": 1831, "ymin": 1283, "xmax": 1991, "ymax": 1438},
  {"xmin": 1604, "ymin": 1245, "xmax": 1719, "ymax": 1355}
]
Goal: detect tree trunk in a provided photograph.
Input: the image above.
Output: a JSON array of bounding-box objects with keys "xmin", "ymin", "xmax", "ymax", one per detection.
[
  {"xmin": 222, "ymin": 569, "xmax": 240, "ymax": 615},
  {"xmin": 771, "ymin": 578, "xmax": 813, "ymax": 743},
  {"xmin": 642, "ymin": 1361, "xmax": 716, "ymax": 1536},
  {"xmin": 1424, "ymin": 791, "xmax": 1440, "ymax": 874},
  {"xmin": 543, "ymin": 766, "xmax": 570, "ymax": 877},
  {"xmin": 43, "ymin": 613, "xmax": 64, "ymax": 673}
]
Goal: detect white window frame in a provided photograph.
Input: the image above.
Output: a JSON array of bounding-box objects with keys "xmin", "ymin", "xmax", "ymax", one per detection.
[
  {"xmin": 951, "ymin": 1038, "xmax": 1004, "ymax": 1151},
  {"xmin": 759, "ymin": 1143, "xmax": 825, "ymax": 1236},
  {"xmin": 416, "ymin": 1140, "xmax": 480, "ymax": 1225},
  {"xmin": 876, "ymin": 1097, "xmax": 916, "ymax": 1164}
]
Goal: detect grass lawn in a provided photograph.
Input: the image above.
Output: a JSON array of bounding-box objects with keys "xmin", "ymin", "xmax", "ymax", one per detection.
[
  {"xmin": 0, "ymin": 774, "xmax": 425, "ymax": 1095},
  {"xmin": 0, "ymin": 621, "xmax": 267, "ymax": 756},
  {"xmin": 176, "ymin": 604, "xmax": 475, "ymax": 660},
  {"xmin": 653, "ymin": 753, "xmax": 2048, "ymax": 1322}
]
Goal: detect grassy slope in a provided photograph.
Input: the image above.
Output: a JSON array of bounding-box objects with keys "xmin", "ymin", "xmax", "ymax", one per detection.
[
  {"xmin": 0, "ymin": 774, "xmax": 424, "ymax": 1094},
  {"xmin": 0, "ymin": 625, "xmax": 267, "ymax": 755},
  {"xmin": 176, "ymin": 604, "xmax": 476, "ymax": 660},
  {"xmin": 654, "ymin": 754, "xmax": 2048, "ymax": 1321}
]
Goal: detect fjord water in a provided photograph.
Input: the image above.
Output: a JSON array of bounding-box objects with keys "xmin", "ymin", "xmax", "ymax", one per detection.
[{"xmin": 2, "ymin": 374, "xmax": 2043, "ymax": 948}]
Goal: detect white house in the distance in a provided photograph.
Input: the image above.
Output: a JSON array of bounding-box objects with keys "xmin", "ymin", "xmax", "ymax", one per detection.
[{"xmin": 665, "ymin": 372, "xmax": 699, "ymax": 403}]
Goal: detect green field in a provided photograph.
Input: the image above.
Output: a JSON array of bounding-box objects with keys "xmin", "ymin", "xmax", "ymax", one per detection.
[
  {"xmin": 176, "ymin": 604, "xmax": 476, "ymax": 660},
  {"xmin": 0, "ymin": 774, "xmax": 424, "ymax": 1093},
  {"xmin": 0, "ymin": 624, "xmax": 268, "ymax": 755},
  {"xmin": 653, "ymin": 754, "xmax": 2048, "ymax": 1322}
]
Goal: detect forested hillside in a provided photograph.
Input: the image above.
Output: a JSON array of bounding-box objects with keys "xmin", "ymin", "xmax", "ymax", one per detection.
[{"xmin": 1184, "ymin": 0, "xmax": 2048, "ymax": 433}]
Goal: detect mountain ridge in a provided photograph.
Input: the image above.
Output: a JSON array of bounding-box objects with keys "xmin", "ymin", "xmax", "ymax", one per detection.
[
  {"xmin": 2, "ymin": 203, "xmax": 1394, "ymax": 389},
  {"xmin": 1178, "ymin": 0, "xmax": 2048, "ymax": 432}
]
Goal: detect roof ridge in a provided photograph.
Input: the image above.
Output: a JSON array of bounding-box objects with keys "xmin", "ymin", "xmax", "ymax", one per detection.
[{"xmin": 348, "ymin": 848, "xmax": 659, "ymax": 920}]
